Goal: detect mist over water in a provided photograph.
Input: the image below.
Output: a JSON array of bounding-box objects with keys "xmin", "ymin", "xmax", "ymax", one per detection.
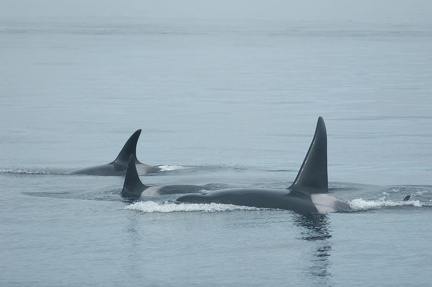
[{"xmin": 1, "ymin": 1, "xmax": 432, "ymax": 286}]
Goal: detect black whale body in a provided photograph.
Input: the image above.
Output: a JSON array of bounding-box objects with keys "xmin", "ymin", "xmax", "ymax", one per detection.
[{"xmin": 177, "ymin": 117, "xmax": 351, "ymax": 214}]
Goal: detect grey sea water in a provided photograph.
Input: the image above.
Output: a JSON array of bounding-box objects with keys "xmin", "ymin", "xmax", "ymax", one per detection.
[{"xmin": 1, "ymin": 16, "xmax": 431, "ymax": 286}]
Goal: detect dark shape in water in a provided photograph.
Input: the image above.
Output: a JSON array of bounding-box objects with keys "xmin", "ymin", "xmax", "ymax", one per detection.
[
  {"xmin": 177, "ymin": 117, "xmax": 351, "ymax": 214},
  {"xmin": 72, "ymin": 129, "xmax": 160, "ymax": 176},
  {"xmin": 121, "ymin": 154, "xmax": 210, "ymax": 199}
]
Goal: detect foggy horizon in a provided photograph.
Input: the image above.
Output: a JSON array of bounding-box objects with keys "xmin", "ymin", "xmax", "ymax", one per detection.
[{"xmin": 1, "ymin": 0, "xmax": 432, "ymax": 25}]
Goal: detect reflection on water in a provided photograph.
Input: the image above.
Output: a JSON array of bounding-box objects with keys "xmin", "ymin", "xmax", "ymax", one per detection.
[
  {"xmin": 295, "ymin": 214, "xmax": 332, "ymax": 241},
  {"xmin": 124, "ymin": 213, "xmax": 146, "ymax": 282},
  {"xmin": 294, "ymin": 214, "xmax": 333, "ymax": 286}
]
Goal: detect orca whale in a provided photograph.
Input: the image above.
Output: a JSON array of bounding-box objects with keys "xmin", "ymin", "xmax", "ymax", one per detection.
[
  {"xmin": 121, "ymin": 154, "xmax": 211, "ymax": 199},
  {"xmin": 72, "ymin": 130, "xmax": 161, "ymax": 176},
  {"xmin": 177, "ymin": 117, "xmax": 351, "ymax": 214}
]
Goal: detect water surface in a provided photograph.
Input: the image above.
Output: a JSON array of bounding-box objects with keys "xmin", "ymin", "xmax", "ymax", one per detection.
[{"xmin": 1, "ymin": 17, "xmax": 431, "ymax": 286}]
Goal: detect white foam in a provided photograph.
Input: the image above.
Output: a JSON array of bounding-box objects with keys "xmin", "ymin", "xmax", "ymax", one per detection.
[
  {"xmin": 349, "ymin": 198, "xmax": 423, "ymax": 211},
  {"xmin": 158, "ymin": 165, "xmax": 186, "ymax": 172},
  {"xmin": 415, "ymin": 190, "xmax": 431, "ymax": 196},
  {"xmin": 125, "ymin": 201, "xmax": 260, "ymax": 213},
  {"xmin": 0, "ymin": 168, "xmax": 53, "ymax": 175}
]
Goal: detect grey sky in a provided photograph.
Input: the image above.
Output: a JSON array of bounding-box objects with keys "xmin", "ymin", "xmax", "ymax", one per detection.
[{"xmin": 1, "ymin": 0, "xmax": 431, "ymax": 24}]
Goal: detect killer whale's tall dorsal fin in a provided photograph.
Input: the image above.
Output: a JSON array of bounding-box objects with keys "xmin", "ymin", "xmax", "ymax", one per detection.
[
  {"xmin": 112, "ymin": 129, "xmax": 142, "ymax": 165},
  {"xmin": 121, "ymin": 154, "xmax": 148, "ymax": 199},
  {"xmin": 289, "ymin": 117, "xmax": 328, "ymax": 194}
]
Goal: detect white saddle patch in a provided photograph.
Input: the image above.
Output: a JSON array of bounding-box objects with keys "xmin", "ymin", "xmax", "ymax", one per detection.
[
  {"xmin": 141, "ymin": 186, "xmax": 160, "ymax": 196},
  {"xmin": 311, "ymin": 193, "xmax": 340, "ymax": 214}
]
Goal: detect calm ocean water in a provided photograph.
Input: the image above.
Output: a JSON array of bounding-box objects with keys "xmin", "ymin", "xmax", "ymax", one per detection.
[{"xmin": 1, "ymin": 17, "xmax": 431, "ymax": 286}]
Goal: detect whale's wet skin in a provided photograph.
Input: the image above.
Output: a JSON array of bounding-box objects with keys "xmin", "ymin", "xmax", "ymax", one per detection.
[
  {"xmin": 71, "ymin": 130, "xmax": 161, "ymax": 176},
  {"xmin": 1, "ymin": 15, "xmax": 432, "ymax": 287},
  {"xmin": 177, "ymin": 117, "xmax": 352, "ymax": 214}
]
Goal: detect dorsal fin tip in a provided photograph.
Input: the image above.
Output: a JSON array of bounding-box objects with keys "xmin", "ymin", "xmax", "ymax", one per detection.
[
  {"xmin": 290, "ymin": 117, "xmax": 328, "ymax": 193},
  {"xmin": 113, "ymin": 129, "xmax": 142, "ymax": 164}
]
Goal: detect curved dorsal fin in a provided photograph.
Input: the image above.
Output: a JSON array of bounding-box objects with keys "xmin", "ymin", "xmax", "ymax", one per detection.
[
  {"xmin": 289, "ymin": 117, "xmax": 328, "ymax": 194},
  {"xmin": 112, "ymin": 129, "xmax": 142, "ymax": 165},
  {"xmin": 121, "ymin": 154, "xmax": 147, "ymax": 199}
]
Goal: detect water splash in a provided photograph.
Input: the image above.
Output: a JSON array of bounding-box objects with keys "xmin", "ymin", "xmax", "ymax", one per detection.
[
  {"xmin": 349, "ymin": 198, "xmax": 423, "ymax": 211},
  {"xmin": 0, "ymin": 168, "xmax": 60, "ymax": 175},
  {"xmin": 158, "ymin": 165, "xmax": 187, "ymax": 172},
  {"xmin": 125, "ymin": 201, "xmax": 260, "ymax": 213}
]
